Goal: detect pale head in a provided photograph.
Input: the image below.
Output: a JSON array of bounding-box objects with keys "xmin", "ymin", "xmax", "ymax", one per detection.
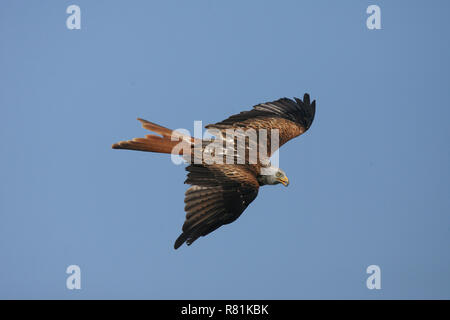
[{"xmin": 257, "ymin": 166, "xmax": 289, "ymax": 187}]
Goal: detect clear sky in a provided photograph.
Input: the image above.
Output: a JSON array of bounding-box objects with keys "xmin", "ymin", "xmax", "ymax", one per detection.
[{"xmin": 1, "ymin": 0, "xmax": 449, "ymax": 299}]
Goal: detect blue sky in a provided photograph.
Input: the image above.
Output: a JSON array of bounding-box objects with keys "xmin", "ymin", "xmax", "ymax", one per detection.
[{"xmin": 1, "ymin": 0, "xmax": 449, "ymax": 299}]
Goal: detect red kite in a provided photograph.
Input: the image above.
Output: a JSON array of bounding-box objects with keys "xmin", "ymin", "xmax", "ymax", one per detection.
[{"xmin": 112, "ymin": 93, "xmax": 316, "ymax": 249}]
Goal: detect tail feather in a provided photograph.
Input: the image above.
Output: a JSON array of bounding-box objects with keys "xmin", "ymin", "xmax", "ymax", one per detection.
[
  {"xmin": 112, "ymin": 118, "xmax": 192, "ymax": 154},
  {"xmin": 137, "ymin": 118, "xmax": 174, "ymax": 138}
]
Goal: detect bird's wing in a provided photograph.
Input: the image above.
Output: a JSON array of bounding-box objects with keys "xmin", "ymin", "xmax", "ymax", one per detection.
[
  {"xmin": 205, "ymin": 93, "xmax": 315, "ymax": 158},
  {"xmin": 174, "ymin": 164, "xmax": 259, "ymax": 249}
]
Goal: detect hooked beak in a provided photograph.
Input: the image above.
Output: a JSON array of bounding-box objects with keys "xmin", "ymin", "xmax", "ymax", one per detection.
[{"xmin": 278, "ymin": 175, "xmax": 289, "ymax": 187}]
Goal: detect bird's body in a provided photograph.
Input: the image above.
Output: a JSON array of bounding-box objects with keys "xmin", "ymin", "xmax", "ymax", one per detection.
[{"xmin": 112, "ymin": 93, "xmax": 316, "ymax": 249}]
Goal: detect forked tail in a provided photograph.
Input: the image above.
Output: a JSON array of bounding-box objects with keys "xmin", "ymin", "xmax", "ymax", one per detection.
[{"xmin": 112, "ymin": 118, "xmax": 192, "ymax": 154}]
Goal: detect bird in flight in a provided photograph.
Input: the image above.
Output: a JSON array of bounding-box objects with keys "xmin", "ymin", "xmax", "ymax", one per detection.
[{"xmin": 112, "ymin": 93, "xmax": 316, "ymax": 249}]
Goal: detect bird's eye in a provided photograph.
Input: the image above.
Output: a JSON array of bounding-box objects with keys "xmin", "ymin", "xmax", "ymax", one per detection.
[{"xmin": 276, "ymin": 172, "xmax": 282, "ymax": 178}]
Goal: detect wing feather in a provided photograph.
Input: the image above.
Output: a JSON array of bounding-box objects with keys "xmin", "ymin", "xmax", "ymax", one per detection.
[
  {"xmin": 205, "ymin": 93, "xmax": 315, "ymax": 157},
  {"xmin": 174, "ymin": 165, "xmax": 259, "ymax": 249}
]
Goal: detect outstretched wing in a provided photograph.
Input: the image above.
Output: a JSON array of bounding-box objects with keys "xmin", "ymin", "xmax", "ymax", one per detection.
[
  {"xmin": 205, "ymin": 93, "xmax": 316, "ymax": 158},
  {"xmin": 174, "ymin": 164, "xmax": 259, "ymax": 249}
]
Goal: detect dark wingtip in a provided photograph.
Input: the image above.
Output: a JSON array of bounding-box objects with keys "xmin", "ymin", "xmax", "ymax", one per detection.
[
  {"xmin": 293, "ymin": 93, "xmax": 316, "ymax": 130},
  {"xmin": 174, "ymin": 233, "xmax": 187, "ymax": 249},
  {"xmin": 307, "ymin": 98, "xmax": 316, "ymax": 129},
  {"xmin": 303, "ymin": 93, "xmax": 310, "ymax": 105}
]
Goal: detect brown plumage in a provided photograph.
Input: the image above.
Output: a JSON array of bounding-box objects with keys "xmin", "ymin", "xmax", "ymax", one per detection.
[
  {"xmin": 112, "ymin": 93, "xmax": 316, "ymax": 249},
  {"xmin": 112, "ymin": 118, "xmax": 193, "ymax": 154}
]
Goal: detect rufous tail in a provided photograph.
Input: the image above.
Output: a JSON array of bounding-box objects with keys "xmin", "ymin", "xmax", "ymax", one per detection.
[{"xmin": 112, "ymin": 118, "xmax": 193, "ymax": 154}]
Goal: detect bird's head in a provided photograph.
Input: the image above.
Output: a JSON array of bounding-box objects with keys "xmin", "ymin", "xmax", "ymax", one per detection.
[{"xmin": 258, "ymin": 166, "xmax": 289, "ymax": 187}]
